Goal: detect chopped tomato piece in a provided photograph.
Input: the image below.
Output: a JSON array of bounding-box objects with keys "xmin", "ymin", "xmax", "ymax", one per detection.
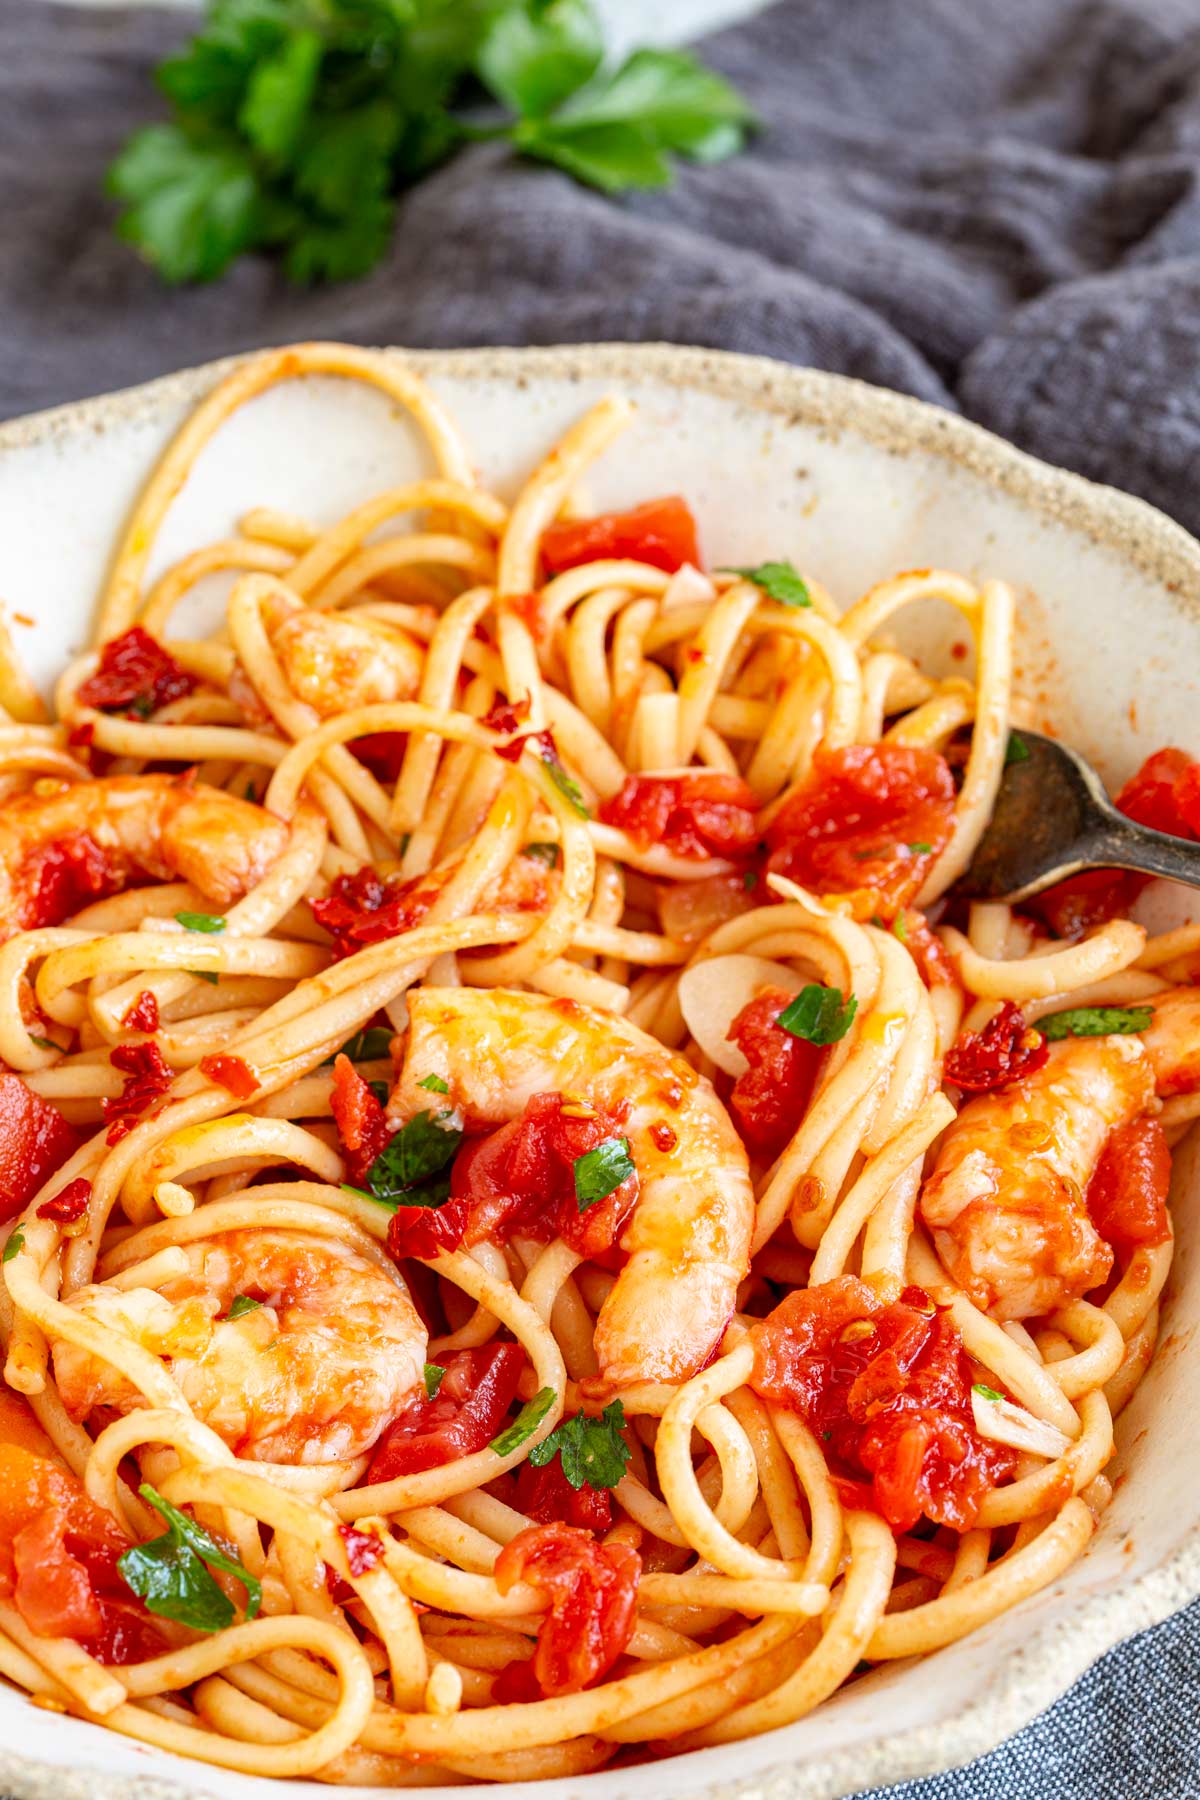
[
  {"xmin": 516, "ymin": 1458, "xmax": 612, "ymax": 1533},
  {"xmin": 102, "ymin": 1041, "xmax": 172, "ymax": 1139},
  {"xmin": 20, "ymin": 833, "xmax": 127, "ymax": 930},
  {"xmin": 943, "ymin": 1002, "xmax": 1048, "ymax": 1094},
  {"xmin": 494, "ymin": 1522, "xmax": 640, "ymax": 1695},
  {"xmin": 198, "ymin": 1053, "xmax": 258, "ymax": 1098},
  {"xmin": 368, "ymin": 1345, "xmax": 525, "ymax": 1479},
  {"xmin": 727, "ymin": 988, "xmax": 822, "ymax": 1160},
  {"xmin": 37, "ymin": 1176, "xmax": 92, "ymax": 1225},
  {"xmin": 765, "ymin": 745, "xmax": 955, "ymax": 917},
  {"xmin": 0, "ymin": 1075, "xmax": 81, "ymax": 1222},
  {"xmin": 599, "ymin": 773, "xmax": 759, "ymax": 860},
  {"xmin": 749, "ymin": 1275, "xmax": 1015, "ymax": 1533},
  {"xmin": 445, "ymin": 1092, "xmax": 637, "ymax": 1262},
  {"xmin": 311, "ymin": 866, "xmax": 440, "ymax": 961},
  {"xmin": 76, "ymin": 626, "xmax": 197, "ymax": 717},
  {"xmin": 120, "ymin": 990, "xmax": 159, "ymax": 1033},
  {"xmin": 349, "ymin": 733, "xmax": 408, "ymax": 783},
  {"xmin": 1032, "ymin": 747, "xmax": 1200, "ymax": 938},
  {"xmin": 1087, "ymin": 1116, "xmax": 1172, "ymax": 1256},
  {"xmin": 540, "ymin": 496, "xmax": 701, "ymax": 577},
  {"xmin": 0, "ymin": 1396, "xmax": 164, "ymax": 1663},
  {"xmin": 330, "ymin": 1054, "xmax": 393, "ymax": 1187}
]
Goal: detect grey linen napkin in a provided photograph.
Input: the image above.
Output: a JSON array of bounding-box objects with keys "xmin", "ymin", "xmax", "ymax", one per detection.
[{"xmin": 2, "ymin": 1, "xmax": 1200, "ymax": 1795}]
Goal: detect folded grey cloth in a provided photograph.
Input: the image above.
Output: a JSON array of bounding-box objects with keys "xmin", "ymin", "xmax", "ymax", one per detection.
[{"xmin": 2, "ymin": 1, "xmax": 1200, "ymax": 1796}]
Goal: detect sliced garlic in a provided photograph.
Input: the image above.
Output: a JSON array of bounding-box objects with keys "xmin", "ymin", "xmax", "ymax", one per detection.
[
  {"xmin": 971, "ymin": 1388, "xmax": 1072, "ymax": 1461},
  {"xmin": 661, "ymin": 563, "xmax": 716, "ymax": 610},
  {"xmin": 677, "ymin": 953, "xmax": 807, "ymax": 1077}
]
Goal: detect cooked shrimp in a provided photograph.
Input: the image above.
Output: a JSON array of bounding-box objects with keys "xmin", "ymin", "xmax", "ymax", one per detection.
[
  {"xmin": 0, "ymin": 774, "xmax": 288, "ymax": 936},
  {"xmin": 1141, "ymin": 985, "xmax": 1200, "ymax": 1095},
  {"xmin": 268, "ymin": 600, "xmax": 423, "ymax": 717},
  {"xmin": 52, "ymin": 1229, "xmax": 426, "ymax": 1464},
  {"xmin": 390, "ymin": 987, "xmax": 755, "ymax": 1386}
]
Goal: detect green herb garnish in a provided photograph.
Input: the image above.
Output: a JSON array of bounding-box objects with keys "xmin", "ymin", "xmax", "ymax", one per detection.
[
  {"xmin": 539, "ymin": 744, "xmax": 589, "ymax": 817},
  {"xmin": 323, "ymin": 1026, "xmax": 393, "ymax": 1065},
  {"xmin": 2, "ymin": 1228, "xmax": 24, "ymax": 1264},
  {"xmin": 28, "ymin": 1035, "xmax": 58, "ymax": 1052},
  {"xmin": 1039, "ymin": 1005, "xmax": 1153, "ymax": 1041},
  {"xmin": 528, "ymin": 1399, "xmax": 630, "ymax": 1489},
  {"xmin": 106, "ymin": 1, "xmax": 753, "ymax": 288},
  {"xmin": 490, "ymin": 1386, "xmax": 557, "ymax": 1456},
  {"xmin": 573, "ymin": 1136, "xmax": 634, "ymax": 1212},
  {"xmin": 776, "ymin": 984, "xmax": 857, "ymax": 1045},
  {"xmin": 522, "ymin": 841, "xmax": 560, "ymax": 868},
  {"xmin": 972, "ymin": 1384, "xmax": 1003, "ymax": 1403},
  {"xmin": 423, "ymin": 1362, "xmax": 446, "ymax": 1400},
  {"xmin": 118, "ymin": 1483, "xmax": 261, "ymax": 1632},
  {"xmin": 419, "ymin": 1073, "xmax": 450, "ymax": 1094},
  {"xmin": 189, "ymin": 969, "xmax": 220, "ymax": 984},
  {"xmin": 363, "ymin": 1109, "xmax": 463, "ymax": 1208},
  {"xmin": 732, "ymin": 560, "xmax": 811, "ymax": 608},
  {"xmin": 1004, "ymin": 732, "xmax": 1030, "ymax": 766},
  {"xmin": 907, "ymin": 841, "xmax": 932, "ymax": 855},
  {"xmin": 176, "ymin": 911, "xmax": 226, "ymax": 933},
  {"xmin": 227, "ymin": 1294, "xmax": 262, "ymax": 1320}
]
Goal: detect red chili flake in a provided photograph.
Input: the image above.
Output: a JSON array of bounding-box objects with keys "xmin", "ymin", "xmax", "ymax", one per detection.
[
  {"xmin": 337, "ymin": 1523, "xmax": 384, "ymax": 1577},
  {"xmin": 943, "ymin": 1002, "xmax": 1049, "ymax": 1094},
  {"xmin": 36, "ymin": 1177, "xmax": 92, "ymax": 1225},
  {"xmin": 67, "ymin": 722, "xmax": 94, "ymax": 749},
  {"xmin": 649, "ymin": 1121, "xmax": 678, "ymax": 1153},
  {"xmin": 120, "ymin": 991, "xmax": 160, "ymax": 1034},
  {"xmin": 102, "ymin": 1041, "xmax": 173, "ymax": 1132},
  {"xmin": 198, "ymin": 1054, "xmax": 258, "ymax": 1099},
  {"xmin": 482, "ymin": 695, "xmax": 532, "ymax": 739},
  {"xmin": 76, "ymin": 626, "xmax": 197, "ymax": 718}
]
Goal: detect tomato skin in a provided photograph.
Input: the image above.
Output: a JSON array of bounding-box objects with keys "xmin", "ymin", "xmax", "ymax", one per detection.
[
  {"xmin": 0, "ymin": 1396, "xmax": 163, "ymax": 1664},
  {"xmin": 727, "ymin": 988, "xmax": 822, "ymax": 1160},
  {"xmin": 765, "ymin": 745, "xmax": 955, "ymax": 916},
  {"xmin": 367, "ymin": 1345, "xmax": 525, "ymax": 1479},
  {"xmin": 198, "ymin": 1053, "xmax": 258, "ymax": 1099},
  {"xmin": 599, "ymin": 773, "xmax": 759, "ymax": 860},
  {"xmin": 749, "ymin": 1275, "xmax": 1015, "ymax": 1533},
  {"xmin": 1033, "ymin": 747, "xmax": 1200, "ymax": 938},
  {"xmin": 494, "ymin": 1522, "xmax": 640, "ymax": 1696},
  {"xmin": 330, "ymin": 1055, "xmax": 393, "ymax": 1187},
  {"xmin": 76, "ymin": 626, "xmax": 196, "ymax": 717},
  {"xmin": 0, "ymin": 1075, "xmax": 81, "ymax": 1223},
  {"xmin": 1087, "ymin": 1116, "xmax": 1172, "ymax": 1256},
  {"xmin": 943, "ymin": 1002, "xmax": 1048, "ymax": 1094},
  {"xmin": 540, "ymin": 496, "xmax": 701, "ymax": 576},
  {"xmin": 516, "ymin": 1458, "xmax": 613, "ymax": 1533}
]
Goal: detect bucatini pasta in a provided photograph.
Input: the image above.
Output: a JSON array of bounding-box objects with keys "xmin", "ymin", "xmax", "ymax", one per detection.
[{"xmin": 0, "ymin": 341, "xmax": 1195, "ymax": 1782}]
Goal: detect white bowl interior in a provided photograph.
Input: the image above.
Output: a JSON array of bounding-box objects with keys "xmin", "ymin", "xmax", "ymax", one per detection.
[{"xmin": 0, "ymin": 346, "xmax": 1198, "ymax": 1800}]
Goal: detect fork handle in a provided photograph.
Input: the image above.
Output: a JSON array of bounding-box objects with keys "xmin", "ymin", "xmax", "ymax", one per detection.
[{"xmin": 1087, "ymin": 817, "xmax": 1200, "ymax": 890}]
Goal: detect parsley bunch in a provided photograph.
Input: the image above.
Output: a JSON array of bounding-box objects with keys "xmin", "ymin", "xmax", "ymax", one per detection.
[{"xmin": 107, "ymin": 0, "xmax": 755, "ymax": 285}]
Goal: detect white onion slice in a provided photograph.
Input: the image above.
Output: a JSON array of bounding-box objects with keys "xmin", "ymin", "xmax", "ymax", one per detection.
[
  {"xmin": 661, "ymin": 563, "xmax": 716, "ymax": 610},
  {"xmin": 678, "ymin": 954, "xmax": 807, "ymax": 1077},
  {"xmin": 970, "ymin": 1388, "xmax": 1072, "ymax": 1461}
]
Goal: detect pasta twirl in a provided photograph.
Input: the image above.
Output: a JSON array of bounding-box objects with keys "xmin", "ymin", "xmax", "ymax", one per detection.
[{"xmin": 0, "ymin": 342, "xmax": 1193, "ymax": 1781}]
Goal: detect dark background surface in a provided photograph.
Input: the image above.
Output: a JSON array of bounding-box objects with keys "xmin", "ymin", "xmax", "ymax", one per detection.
[{"xmin": 2, "ymin": 0, "xmax": 1200, "ymax": 1793}]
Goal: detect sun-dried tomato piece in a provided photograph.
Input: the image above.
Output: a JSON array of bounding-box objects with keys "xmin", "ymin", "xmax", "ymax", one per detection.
[
  {"xmin": 76, "ymin": 626, "xmax": 197, "ymax": 718},
  {"xmin": 120, "ymin": 990, "xmax": 160, "ymax": 1033},
  {"xmin": 1087, "ymin": 1115, "xmax": 1172, "ymax": 1256},
  {"xmin": 21, "ymin": 834, "xmax": 127, "ymax": 930},
  {"xmin": 198, "ymin": 1054, "xmax": 257, "ymax": 1099},
  {"xmin": 102, "ymin": 1041, "xmax": 173, "ymax": 1136},
  {"xmin": 943, "ymin": 1002, "xmax": 1048, "ymax": 1094},
  {"xmin": 36, "ymin": 1177, "xmax": 92, "ymax": 1225},
  {"xmin": 494, "ymin": 1522, "xmax": 640, "ymax": 1696},
  {"xmin": 329, "ymin": 1055, "xmax": 393, "ymax": 1187}
]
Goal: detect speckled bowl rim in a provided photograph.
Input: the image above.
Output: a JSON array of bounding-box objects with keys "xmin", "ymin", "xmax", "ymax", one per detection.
[{"xmin": 0, "ymin": 340, "xmax": 1197, "ymax": 1800}]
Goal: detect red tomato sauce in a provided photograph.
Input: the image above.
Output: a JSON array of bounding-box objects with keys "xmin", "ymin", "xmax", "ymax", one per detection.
[
  {"xmin": 75, "ymin": 626, "xmax": 196, "ymax": 717},
  {"xmin": 368, "ymin": 1345, "xmax": 525, "ymax": 1480},
  {"xmin": 1087, "ymin": 1116, "xmax": 1172, "ymax": 1256},
  {"xmin": 0, "ymin": 1391, "xmax": 163, "ymax": 1663},
  {"xmin": 540, "ymin": 496, "xmax": 701, "ymax": 576},
  {"xmin": 493, "ymin": 1521, "xmax": 640, "ymax": 1696},
  {"xmin": 0, "ymin": 1075, "xmax": 81, "ymax": 1222},
  {"xmin": 599, "ymin": 772, "xmax": 759, "ymax": 860},
  {"xmin": 765, "ymin": 745, "xmax": 955, "ymax": 917},
  {"xmin": 726, "ymin": 988, "xmax": 823, "ymax": 1160},
  {"xmin": 943, "ymin": 1002, "xmax": 1048, "ymax": 1093},
  {"xmin": 1032, "ymin": 747, "xmax": 1200, "ymax": 938},
  {"xmin": 749, "ymin": 1275, "xmax": 1016, "ymax": 1533}
]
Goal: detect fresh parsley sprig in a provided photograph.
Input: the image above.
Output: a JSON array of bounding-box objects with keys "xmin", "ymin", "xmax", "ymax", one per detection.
[
  {"xmin": 119, "ymin": 1484, "xmax": 262, "ymax": 1632},
  {"xmin": 529, "ymin": 1398, "xmax": 630, "ymax": 1489},
  {"xmin": 1039, "ymin": 1004, "xmax": 1152, "ymax": 1041},
  {"xmin": 732, "ymin": 560, "xmax": 811, "ymax": 608},
  {"xmin": 776, "ymin": 984, "xmax": 857, "ymax": 1046},
  {"xmin": 107, "ymin": 0, "xmax": 755, "ymax": 287}
]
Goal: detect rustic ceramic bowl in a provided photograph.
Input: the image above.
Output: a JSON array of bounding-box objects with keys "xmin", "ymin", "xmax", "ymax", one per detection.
[{"xmin": 0, "ymin": 343, "xmax": 1197, "ymax": 1800}]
